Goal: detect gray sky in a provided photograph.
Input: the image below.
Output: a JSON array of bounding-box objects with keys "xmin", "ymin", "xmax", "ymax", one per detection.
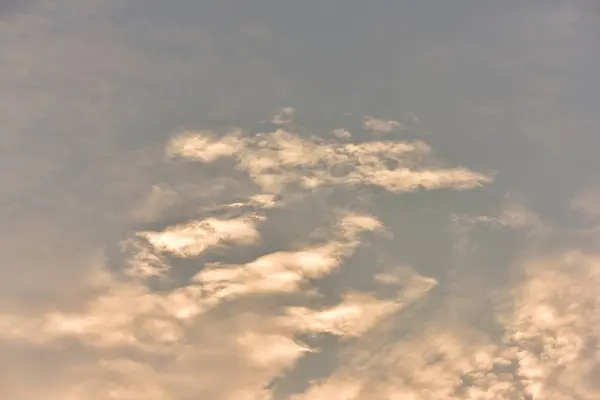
[{"xmin": 1, "ymin": 1, "xmax": 600, "ymax": 399}]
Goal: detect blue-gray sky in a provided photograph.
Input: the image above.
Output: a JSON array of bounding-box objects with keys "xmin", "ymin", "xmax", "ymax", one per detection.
[{"xmin": 1, "ymin": 1, "xmax": 600, "ymax": 399}]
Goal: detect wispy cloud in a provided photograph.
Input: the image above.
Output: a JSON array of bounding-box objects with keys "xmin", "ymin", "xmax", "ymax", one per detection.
[
  {"xmin": 332, "ymin": 128, "xmax": 353, "ymax": 139},
  {"xmin": 131, "ymin": 185, "xmax": 181, "ymax": 223},
  {"xmin": 168, "ymin": 127, "xmax": 491, "ymax": 195},
  {"xmin": 0, "ymin": 107, "xmax": 494, "ymax": 399},
  {"xmin": 449, "ymin": 196, "xmax": 545, "ymax": 256},
  {"xmin": 6, "ymin": 101, "xmax": 599, "ymax": 399},
  {"xmin": 3, "ymin": 1, "xmax": 599, "ymax": 397},
  {"xmin": 136, "ymin": 214, "xmax": 264, "ymax": 258},
  {"xmin": 272, "ymin": 107, "xmax": 295, "ymax": 125},
  {"xmin": 572, "ymin": 188, "xmax": 600, "ymax": 219},
  {"xmin": 363, "ymin": 116, "xmax": 405, "ymax": 134}
]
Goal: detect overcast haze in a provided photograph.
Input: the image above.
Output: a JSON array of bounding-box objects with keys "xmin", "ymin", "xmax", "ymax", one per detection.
[{"xmin": 1, "ymin": 1, "xmax": 600, "ymax": 399}]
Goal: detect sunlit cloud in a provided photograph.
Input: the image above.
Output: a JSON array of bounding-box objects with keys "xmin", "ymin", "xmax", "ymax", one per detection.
[
  {"xmin": 0, "ymin": 106, "xmax": 498, "ymax": 399},
  {"xmin": 331, "ymin": 128, "xmax": 352, "ymax": 139},
  {"xmin": 282, "ymin": 273, "xmax": 436, "ymax": 338},
  {"xmin": 168, "ymin": 127, "xmax": 492, "ymax": 195},
  {"xmin": 499, "ymin": 251, "xmax": 600, "ymax": 399},
  {"xmin": 3, "ymin": 0, "xmax": 599, "ymax": 397},
  {"xmin": 167, "ymin": 129, "xmax": 244, "ymax": 163},
  {"xmin": 6, "ymin": 104, "xmax": 595, "ymax": 400},
  {"xmin": 136, "ymin": 214, "xmax": 263, "ymax": 258},
  {"xmin": 363, "ymin": 116, "xmax": 405, "ymax": 134},
  {"xmin": 193, "ymin": 212, "xmax": 386, "ymax": 304}
]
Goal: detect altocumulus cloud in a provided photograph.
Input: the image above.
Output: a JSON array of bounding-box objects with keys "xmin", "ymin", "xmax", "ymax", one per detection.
[
  {"xmin": 2, "ymin": 0, "xmax": 600, "ymax": 398},
  {"xmin": 0, "ymin": 108, "xmax": 488, "ymax": 399},
  {"xmin": 2, "ymin": 108, "xmax": 600, "ymax": 400}
]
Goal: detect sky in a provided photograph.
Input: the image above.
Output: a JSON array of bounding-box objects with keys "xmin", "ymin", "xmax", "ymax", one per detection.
[{"xmin": 1, "ymin": 1, "xmax": 600, "ymax": 399}]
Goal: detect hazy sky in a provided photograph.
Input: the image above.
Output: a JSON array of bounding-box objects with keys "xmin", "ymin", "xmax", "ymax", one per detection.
[{"xmin": 1, "ymin": 1, "xmax": 600, "ymax": 399}]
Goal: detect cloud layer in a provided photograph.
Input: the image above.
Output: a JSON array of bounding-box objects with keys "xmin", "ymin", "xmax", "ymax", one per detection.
[
  {"xmin": 3, "ymin": 98, "xmax": 600, "ymax": 399},
  {"xmin": 0, "ymin": 110, "xmax": 495, "ymax": 399},
  {"xmin": 2, "ymin": 1, "xmax": 600, "ymax": 398}
]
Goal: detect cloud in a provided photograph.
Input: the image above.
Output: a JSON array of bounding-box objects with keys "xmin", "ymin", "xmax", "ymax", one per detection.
[
  {"xmin": 0, "ymin": 277, "xmax": 205, "ymax": 350},
  {"xmin": 16, "ymin": 101, "xmax": 600, "ymax": 399},
  {"xmin": 283, "ymin": 293, "xmax": 400, "ymax": 337},
  {"xmin": 282, "ymin": 204, "xmax": 600, "ymax": 399},
  {"xmin": 17, "ymin": 101, "xmax": 600, "ymax": 400},
  {"xmin": 449, "ymin": 196, "xmax": 545, "ymax": 256},
  {"xmin": 0, "ymin": 201, "xmax": 396, "ymax": 396},
  {"xmin": 192, "ymin": 212, "xmax": 386, "ymax": 304},
  {"xmin": 4, "ymin": 0, "xmax": 599, "ymax": 398},
  {"xmin": 0, "ymin": 211, "xmax": 406, "ymax": 399},
  {"xmin": 136, "ymin": 214, "xmax": 264, "ymax": 258},
  {"xmin": 167, "ymin": 129, "xmax": 245, "ymax": 163},
  {"xmin": 4, "ymin": 105, "xmax": 596, "ymax": 399},
  {"xmin": 363, "ymin": 116, "xmax": 405, "ymax": 134},
  {"xmin": 168, "ymin": 127, "xmax": 492, "ymax": 195},
  {"xmin": 571, "ymin": 189, "xmax": 600, "ymax": 219},
  {"xmin": 331, "ymin": 128, "xmax": 352, "ymax": 139},
  {"xmin": 0, "ymin": 105, "xmax": 498, "ymax": 399},
  {"xmin": 497, "ymin": 251, "xmax": 600, "ymax": 399},
  {"xmin": 272, "ymin": 107, "xmax": 295, "ymax": 125},
  {"xmin": 406, "ymin": 111, "xmax": 420, "ymax": 123},
  {"xmin": 283, "ymin": 268, "xmax": 436, "ymax": 338},
  {"xmin": 292, "ymin": 247, "xmax": 600, "ymax": 400},
  {"xmin": 452, "ymin": 196, "xmax": 542, "ymax": 231},
  {"xmin": 292, "ymin": 320, "xmax": 509, "ymax": 399},
  {"xmin": 131, "ymin": 185, "xmax": 181, "ymax": 223}
]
